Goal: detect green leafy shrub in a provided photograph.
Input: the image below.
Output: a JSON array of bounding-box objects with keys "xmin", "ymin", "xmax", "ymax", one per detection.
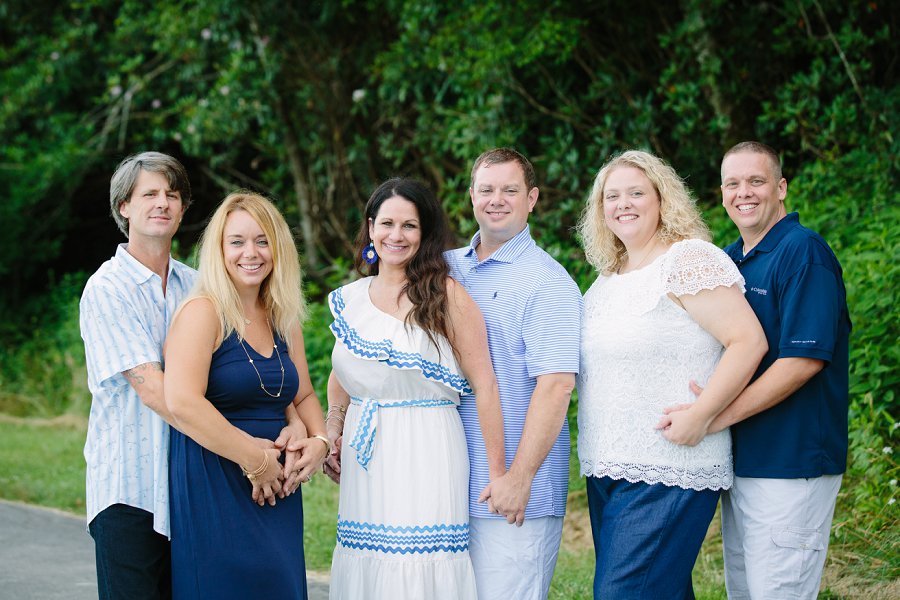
[{"xmin": 0, "ymin": 272, "xmax": 89, "ymax": 417}]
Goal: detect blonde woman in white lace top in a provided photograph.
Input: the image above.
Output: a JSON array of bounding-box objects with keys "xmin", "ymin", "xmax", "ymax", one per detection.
[{"xmin": 575, "ymin": 150, "xmax": 767, "ymax": 599}]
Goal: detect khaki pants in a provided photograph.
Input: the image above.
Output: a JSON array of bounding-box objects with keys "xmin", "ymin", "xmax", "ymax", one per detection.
[{"xmin": 723, "ymin": 475, "xmax": 842, "ymax": 600}]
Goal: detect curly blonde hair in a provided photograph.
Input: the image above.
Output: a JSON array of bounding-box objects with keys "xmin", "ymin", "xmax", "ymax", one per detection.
[
  {"xmin": 578, "ymin": 150, "xmax": 710, "ymax": 275},
  {"xmin": 188, "ymin": 191, "xmax": 307, "ymax": 352}
]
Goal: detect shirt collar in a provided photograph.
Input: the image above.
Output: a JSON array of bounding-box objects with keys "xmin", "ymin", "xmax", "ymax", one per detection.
[
  {"xmin": 115, "ymin": 243, "xmax": 178, "ymax": 286},
  {"xmin": 729, "ymin": 212, "xmax": 800, "ymax": 260},
  {"xmin": 465, "ymin": 225, "xmax": 535, "ymax": 264}
]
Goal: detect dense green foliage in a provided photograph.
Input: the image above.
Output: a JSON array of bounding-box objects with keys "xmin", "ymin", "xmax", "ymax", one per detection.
[{"xmin": 1, "ymin": 0, "xmax": 897, "ymax": 589}]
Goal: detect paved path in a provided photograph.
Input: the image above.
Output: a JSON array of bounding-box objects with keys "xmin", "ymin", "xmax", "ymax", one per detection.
[{"xmin": 0, "ymin": 500, "xmax": 329, "ymax": 599}]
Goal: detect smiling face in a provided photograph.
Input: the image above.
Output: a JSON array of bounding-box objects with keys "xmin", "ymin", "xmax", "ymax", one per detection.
[
  {"xmin": 222, "ymin": 209, "xmax": 273, "ymax": 292},
  {"xmin": 602, "ymin": 166, "xmax": 661, "ymax": 249},
  {"xmin": 118, "ymin": 169, "xmax": 184, "ymax": 243},
  {"xmin": 368, "ymin": 195, "xmax": 421, "ymax": 270},
  {"xmin": 470, "ymin": 160, "xmax": 538, "ymax": 251},
  {"xmin": 721, "ymin": 151, "xmax": 787, "ymax": 248}
]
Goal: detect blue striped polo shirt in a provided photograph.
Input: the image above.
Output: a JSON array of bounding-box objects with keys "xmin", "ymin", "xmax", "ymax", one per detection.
[{"xmin": 446, "ymin": 226, "xmax": 582, "ymax": 519}]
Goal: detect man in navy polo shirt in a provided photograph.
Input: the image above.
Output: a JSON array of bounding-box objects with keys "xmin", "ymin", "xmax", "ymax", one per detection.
[{"xmin": 708, "ymin": 141, "xmax": 850, "ymax": 599}]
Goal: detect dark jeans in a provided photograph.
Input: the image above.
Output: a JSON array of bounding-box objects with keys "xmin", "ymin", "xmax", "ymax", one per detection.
[
  {"xmin": 89, "ymin": 504, "xmax": 171, "ymax": 600},
  {"xmin": 587, "ymin": 475, "xmax": 720, "ymax": 600}
]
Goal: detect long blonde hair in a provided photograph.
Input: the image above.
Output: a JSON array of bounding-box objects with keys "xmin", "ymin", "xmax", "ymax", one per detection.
[
  {"xmin": 189, "ymin": 191, "xmax": 307, "ymax": 351},
  {"xmin": 578, "ymin": 150, "xmax": 710, "ymax": 275}
]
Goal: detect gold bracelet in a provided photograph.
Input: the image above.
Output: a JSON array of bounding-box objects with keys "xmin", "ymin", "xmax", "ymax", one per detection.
[
  {"xmin": 311, "ymin": 434, "xmax": 331, "ymax": 455},
  {"xmin": 325, "ymin": 414, "xmax": 345, "ymax": 427},
  {"xmin": 326, "ymin": 405, "xmax": 346, "ymax": 420},
  {"xmin": 240, "ymin": 450, "xmax": 269, "ymax": 483}
]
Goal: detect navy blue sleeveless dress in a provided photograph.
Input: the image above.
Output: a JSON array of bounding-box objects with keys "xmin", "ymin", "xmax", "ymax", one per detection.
[{"xmin": 169, "ymin": 331, "xmax": 307, "ymax": 599}]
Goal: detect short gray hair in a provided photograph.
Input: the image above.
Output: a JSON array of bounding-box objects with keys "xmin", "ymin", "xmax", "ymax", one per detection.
[{"xmin": 109, "ymin": 152, "xmax": 192, "ymax": 237}]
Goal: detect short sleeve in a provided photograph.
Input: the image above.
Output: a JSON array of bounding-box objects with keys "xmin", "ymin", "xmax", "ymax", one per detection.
[
  {"xmin": 80, "ymin": 281, "xmax": 160, "ymax": 387},
  {"xmin": 522, "ymin": 275, "xmax": 583, "ymax": 377},
  {"xmin": 778, "ymin": 263, "xmax": 844, "ymax": 362},
  {"xmin": 663, "ymin": 239, "xmax": 745, "ymax": 297}
]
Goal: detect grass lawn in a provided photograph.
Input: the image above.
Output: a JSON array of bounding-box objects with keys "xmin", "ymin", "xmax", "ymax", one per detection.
[
  {"xmin": 0, "ymin": 417, "xmax": 341, "ymax": 571},
  {"xmin": 1, "ymin": 417, "xmax": 896, "ymax": 598},
  {"xmin": 0, "ymin": 416, "xmax": 88, "ymax": 512}
]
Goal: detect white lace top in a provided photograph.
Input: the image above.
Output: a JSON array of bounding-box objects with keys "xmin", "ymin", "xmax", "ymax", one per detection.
[{"xmin": 577, "ymin": 238, "xmax": 745, "ymax": 491}]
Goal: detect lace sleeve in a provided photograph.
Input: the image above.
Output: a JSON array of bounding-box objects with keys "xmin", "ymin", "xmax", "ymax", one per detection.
[{"xmin": 663, "ymin": 239, "xmax": 745, "ymax": 296}]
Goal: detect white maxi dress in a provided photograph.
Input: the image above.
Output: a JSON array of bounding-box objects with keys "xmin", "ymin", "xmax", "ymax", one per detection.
[{"xmin": 328, "ymin": 277, "xmax": 476, "ymax": 600}]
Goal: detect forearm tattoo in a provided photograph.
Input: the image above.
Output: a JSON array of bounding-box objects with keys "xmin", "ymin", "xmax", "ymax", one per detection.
[{"xmin": 124, "ymin": 362, "xmax": 163, "ymax": 385}]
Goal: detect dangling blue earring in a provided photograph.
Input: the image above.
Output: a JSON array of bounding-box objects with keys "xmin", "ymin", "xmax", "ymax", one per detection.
[{"xmin": 362, "ymin": 242, "xmax": 378, "ymax": 265}]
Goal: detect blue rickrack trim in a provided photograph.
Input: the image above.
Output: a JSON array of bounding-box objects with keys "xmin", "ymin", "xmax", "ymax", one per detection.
[
  {"xmin": 330, "ymin": 286, "xmax": 347, "ymax": 313},
  {"xmin": 328, "ymin": 287, "xmax": 472, "ymax": 395},
  {"xmin": 336, "ymin": 519, "xmax": 469, "ymax": 555},
  {"xmin": 349, "ymin": 396, "xmax": 456, "ymax": 470},
  {"xmin": 339, "ymin": 532, "xmax": 469, "ymax": 545},
  {"xmin": 350, "ymin": 397, "xmax": 457, "ymax": 409},
  {"xmin": 336, "ymin": 540, "xmax": 468, "ymax": 554},
  {"xmin": 337, "ymin": 520, "xmax": 469, "ymax": 533}
]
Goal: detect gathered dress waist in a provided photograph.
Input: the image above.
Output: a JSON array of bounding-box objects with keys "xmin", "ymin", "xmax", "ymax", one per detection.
[{"xmin": 349, "ymin": 396, "xmax": 456, "ymax": 470}]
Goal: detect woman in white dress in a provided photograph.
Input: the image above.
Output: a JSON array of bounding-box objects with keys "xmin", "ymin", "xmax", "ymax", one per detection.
[
  {"xmin": 323, "ymin": 178, "xmax": 506, "ymax": 600},
  {"xmin": 576, "ymin": 151, "xmax": 767, "ymax": 599}
]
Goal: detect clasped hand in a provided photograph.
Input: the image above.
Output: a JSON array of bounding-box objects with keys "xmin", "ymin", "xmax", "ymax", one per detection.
[
  {"xmin": 479, "ymin": 469, "xmax": 531, "ymax": 527},
  {"xmin": 322, "ymin": 433, "xmax": 343, "ymax": 484},
  {"xmin": 244, "ymin": 424, "xmax": 329, "ymax": 507},
  {"xmin": 654, "ymin": 380, "xmax": 710, "ymax": 446},
  {"xmin": 244, "ymin": 439, "xmax": 284, "ymax": 507},
  {"xmin": 284, "ymin": 433, "xmax": 329, "ymax": 491}
]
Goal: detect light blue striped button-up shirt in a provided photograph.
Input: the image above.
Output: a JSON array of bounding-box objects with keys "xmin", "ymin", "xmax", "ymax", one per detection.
[
  {"xmin": 446, "ymin": 226, "xmax": 582, "ymax": 519},
  {"xmin": 80, "ymin": 244, "xmax": 197, "ymax": 536}
]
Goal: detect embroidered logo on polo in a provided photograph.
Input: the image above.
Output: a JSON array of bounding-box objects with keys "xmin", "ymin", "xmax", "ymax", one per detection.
[
  {"xmin": 750, "ymin": 287, "xmax": 768, "ymax": 295},
  {"xmin": 336, "ymin": 519, "xmax": 469, "ymax": 554}
]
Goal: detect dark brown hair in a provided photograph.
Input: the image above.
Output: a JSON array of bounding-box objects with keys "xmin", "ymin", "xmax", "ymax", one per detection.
[{"xmin": 354, "ymin": 178, "xmax": 455, "ymax": 355}]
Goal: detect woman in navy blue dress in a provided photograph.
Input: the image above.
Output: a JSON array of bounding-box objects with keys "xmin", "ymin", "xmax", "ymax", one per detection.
[{"xmin": 165, "ymin": 192, "xmax": 329, "ymax": 599}]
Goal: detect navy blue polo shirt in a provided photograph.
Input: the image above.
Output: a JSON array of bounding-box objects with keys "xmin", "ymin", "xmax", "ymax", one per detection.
[{"xmin": 724, "ymin": 212, "xmax": 850, "ymax": 478}]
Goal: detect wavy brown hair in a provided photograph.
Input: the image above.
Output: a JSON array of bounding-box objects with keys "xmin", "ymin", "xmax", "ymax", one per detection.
[{"xmin": 354, "ymin": 178, "xmax": 455, "ymax": 355}]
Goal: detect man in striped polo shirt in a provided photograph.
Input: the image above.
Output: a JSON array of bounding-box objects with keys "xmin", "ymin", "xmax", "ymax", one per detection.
[{"xmin": 446, "ymin": 148, "xmax": 582, "ymax": 599}]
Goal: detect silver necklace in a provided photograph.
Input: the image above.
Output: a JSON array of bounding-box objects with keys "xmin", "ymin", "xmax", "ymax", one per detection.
[{"xmin": 238, "ymin": 320, "xmax": 285, "ymax": 398}]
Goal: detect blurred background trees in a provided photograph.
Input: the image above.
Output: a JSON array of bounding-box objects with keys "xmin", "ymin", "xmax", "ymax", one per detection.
[
  {"xmin": 0, "ymin": 0, "xmax": 897, "ymax": 578},
  {"xmin": 4, "ymin": 0, "xmax": 895, "ymax": 293}
]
